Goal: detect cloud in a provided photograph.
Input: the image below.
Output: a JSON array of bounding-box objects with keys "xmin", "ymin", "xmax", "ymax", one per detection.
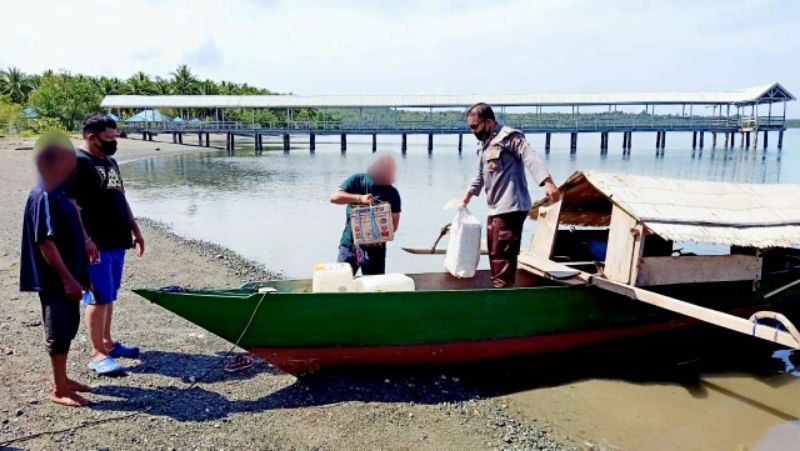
[
  {"xmin": 132, "ymin": 47, "xmax": 161, "ymax": 61},
  {"xmin": 0, "ymin": 0, "xmax": 797, "ymax": 116},
  {"xmin": 184, "ymin": 40, "xmax": 223, "ymax": 67}
]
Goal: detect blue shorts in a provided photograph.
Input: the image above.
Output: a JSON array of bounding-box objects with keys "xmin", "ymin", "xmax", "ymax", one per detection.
[{"xmin": 86, "ymin": 249, "xmax": 126, "ymax": 304}]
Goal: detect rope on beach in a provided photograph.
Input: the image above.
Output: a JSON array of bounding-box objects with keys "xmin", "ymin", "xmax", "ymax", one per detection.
[{"xmin": 0, "ymin": 292, "xmax": 268, "ymax": 448}]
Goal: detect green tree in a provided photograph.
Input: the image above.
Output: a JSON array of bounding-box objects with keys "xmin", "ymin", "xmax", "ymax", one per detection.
[
  {"xmin": 0, "ymin": 67, "xmax": 33, "ymax": 104},
  {"xmin": 170, "ymin": 64, "xmax": 198, "ymax": 94},
  {"xmin": 96, "ymin": 76, "xmax": 124, "ymax": 95},
  {"xmin": 28, "ymin": 73, "xmax": 102, "ymax": 129},
  {"xmin": 0, "ymin": 96, "xmax": 23, "ymax": 134},
  {"xmin": 123, "ymin": 71, "xmax": 156, "ymax": 95}
]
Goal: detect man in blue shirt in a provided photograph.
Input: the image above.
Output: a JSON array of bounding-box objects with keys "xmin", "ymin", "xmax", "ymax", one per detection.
[
  {"xmin": 20, "ymin": 132, "xmax": 92, "ymax": 407},
  {"xmin": 330, "ymin": 155, "xmax": 401, "ymax": 275}
]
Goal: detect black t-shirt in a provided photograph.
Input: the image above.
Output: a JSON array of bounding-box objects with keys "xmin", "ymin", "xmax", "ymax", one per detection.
[
  {"xmin": 20, "ymin": 185, "xmax": 89, "ymax": 293},
  {"xmin": 73, "ymin": 149, "xmax": 133, "ymax": 250},
  {"xmin": 339, "ymin": 173, "xmax": 401, "ymax": 246}
]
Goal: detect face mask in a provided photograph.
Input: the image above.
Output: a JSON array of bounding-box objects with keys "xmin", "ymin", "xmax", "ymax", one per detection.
[
  {"xmin": 473, "ymin": 126, "xmax": 491, "ymax": 141},
  {"xmin": 97, "ymin": 138, "xmax": 118, "ymax": 156}
]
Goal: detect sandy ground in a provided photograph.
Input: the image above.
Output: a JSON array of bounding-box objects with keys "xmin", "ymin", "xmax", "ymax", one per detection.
[
  {"xmin": 3, "ymin": 135, "xmax": 799, "ymax": 451},
  {"xmin": 0, "ymin": 137, "xmax": 571, "ymax": 451}
]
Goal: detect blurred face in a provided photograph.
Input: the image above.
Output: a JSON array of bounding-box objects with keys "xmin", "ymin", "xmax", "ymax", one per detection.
[
  {"xmin": 37, "ymin": 146, "xmax": 77, "ymax": 189},
  {"xmin": 468, "ymin": 114, "xmax": 494, "ymax": 141},
  {"xmin": 368, "ymin": 156, "xmax": 396, "ymax": 185}
]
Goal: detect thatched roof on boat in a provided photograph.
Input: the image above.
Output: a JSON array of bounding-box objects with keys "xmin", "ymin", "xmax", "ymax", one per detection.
[{"xmin": 530, "ymin": 171, "xmax": 800, "ymax": 248}]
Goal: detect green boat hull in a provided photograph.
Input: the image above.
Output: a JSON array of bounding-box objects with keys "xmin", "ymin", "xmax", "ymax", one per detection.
[{"xmin": 134, "ymin": 270, "xmax": 798, "ymax": 374}]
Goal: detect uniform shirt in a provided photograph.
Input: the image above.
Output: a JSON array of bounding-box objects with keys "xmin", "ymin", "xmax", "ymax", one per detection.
[
  {"xmin": 469, "ymin": 123, "xmax": 550, "ymax": 216},
  {"xmin": 20, "ymin": 184, "xmax": 89, "ymax": 293},
  {"xmin": 338, "ymin": 173, "xmax": 401, "ymax": 246},
  {"xmin": 73, "ymin": 149, "xmax": 134, "ymax": 250}
]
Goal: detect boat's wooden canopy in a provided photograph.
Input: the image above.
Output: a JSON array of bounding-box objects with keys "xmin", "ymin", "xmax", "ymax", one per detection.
[{"xmin": 531, "ymin": 171, "xmax": 800, "ymax": 248}]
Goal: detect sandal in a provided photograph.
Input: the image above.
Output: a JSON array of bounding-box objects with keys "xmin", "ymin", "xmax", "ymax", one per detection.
[{"xmin": 224, "ymin": 354, "xmax": 254, "ymax": 372}]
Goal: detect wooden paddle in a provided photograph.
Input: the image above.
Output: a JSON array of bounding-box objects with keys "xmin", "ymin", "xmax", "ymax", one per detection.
[{"xmin": 402, "ymin": 223, "xmax": 489, "ymax": 255}]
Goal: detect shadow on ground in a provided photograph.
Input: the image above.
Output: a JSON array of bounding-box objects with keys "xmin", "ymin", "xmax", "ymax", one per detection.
[{"xmin": 87, "ymin": 324, "xmax": 799, "ymax": 422}]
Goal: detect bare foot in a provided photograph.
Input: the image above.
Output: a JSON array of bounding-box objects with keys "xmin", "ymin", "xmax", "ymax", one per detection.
[
  {"xmin": 49, "ymin": 389, "xmax": 90, "ymax": 407},
  {"xmin": 67, "ymin": 379, "xmax": 92, "ymax": 392},
  {"xmin": 50, "ymin": 380, "xmax": 92, "ymax": 393}
]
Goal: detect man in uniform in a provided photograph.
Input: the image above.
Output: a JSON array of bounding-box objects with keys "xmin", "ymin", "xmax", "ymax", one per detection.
[{"xmin": 462, "ymin": 103, "xmax": 560, "ymax": 288}]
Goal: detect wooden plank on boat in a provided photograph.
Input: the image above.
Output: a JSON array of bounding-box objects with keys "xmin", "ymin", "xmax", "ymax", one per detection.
[
  {"xmin": 518, "ymin": 252, "xmax": 585, "ymax": 285},
  {"xmin": 636, "ymin": 255, "xmax": 763, "ymax": 286},
  {"xmin": 603, "ymin": 205, "xmax": 644, "ymax": 284},
  {"xmin": 529, "ymin": 199, "xmax": 562, "ymax": 258},
  {"xmin": 588, "ymin": 275, "xmax": 800, "ymax": 350}
]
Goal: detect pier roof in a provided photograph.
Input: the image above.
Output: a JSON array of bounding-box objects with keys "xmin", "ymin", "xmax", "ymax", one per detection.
[{"xmin": 102, "ymin": 83, "xmax": 794, "ymax": 109}]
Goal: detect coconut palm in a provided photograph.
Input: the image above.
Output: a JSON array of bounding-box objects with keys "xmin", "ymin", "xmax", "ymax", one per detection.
[
  {"xmin": 170, "ymin": 64, "xmax": 198, "ymax": 94},
  {"xmin": 0, "ymin": 67, "xmax": 33, "ymax": 103},
  {"xmin": 97, "ymin": 76, "xmax": 124, "ymax": 95},
  {"xmin": 123, "ymin": 71, "xmax": 155, "ymax": 95}
]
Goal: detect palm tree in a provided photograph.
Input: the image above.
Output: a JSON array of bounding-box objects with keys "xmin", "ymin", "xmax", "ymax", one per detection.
[
  {"xmin": 198, "ymin": 79, "xmax": 219, "ymax": 95},
  {"xmin": 123, "ymin": 71, "xmax": 155, "ymax": 95},
  {"xmin": 97, "ymin": 76, "xmax": 124, "ymax": 96},
  {"xmin": 152, "ymin": 76, "xmax": 174, "ymax": 95},
  {"xmin": 169, "ymin": 64, "xmax": 198, "ymax": 94},
  {"xmin": 0, "ymin": 67, "xmax": 32, "ymax": 103}
]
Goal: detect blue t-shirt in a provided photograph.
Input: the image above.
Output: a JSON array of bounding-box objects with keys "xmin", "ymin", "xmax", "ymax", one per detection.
[
  {"xmin": 19, "ymin": 185, "xmax": 89, "ymax": 293},
  {"xmin": 339, "ymin": 173, "xmax": 401, "ymax": 246}
]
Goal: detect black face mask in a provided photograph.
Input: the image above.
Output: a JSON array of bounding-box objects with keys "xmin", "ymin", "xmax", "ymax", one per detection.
[
  {"xmin": 96, "ymin": 138, "xmax": 118, "ymax": 156},
  {"xmin": 473, "ymin": 126, "xmax": 492, "ymax": 142}
]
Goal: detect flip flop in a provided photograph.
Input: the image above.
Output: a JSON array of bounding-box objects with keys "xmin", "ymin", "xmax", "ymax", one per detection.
[
  {"xmin": 108, "ymin": 342, "xmax": 140, "ymax": 358},
  {"xmin": 88, "ymin": 356, "xmax": 125, "ymax": 375},
  {"xmin": 224, "ymin": 354, "xmax": 254, "ymax": 372}
]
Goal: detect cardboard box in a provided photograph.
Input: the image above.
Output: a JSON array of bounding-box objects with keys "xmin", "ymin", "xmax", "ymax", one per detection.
[{"xmin": 351, "ymin": 202, "xmax": 395, "ymax": 245}]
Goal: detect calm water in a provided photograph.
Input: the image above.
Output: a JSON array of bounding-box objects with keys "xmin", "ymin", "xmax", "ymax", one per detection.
[
  {"xmin": 123, "ymin": 130, "xmax": 800, "ymax": 277},
  {"xmin": 122, "ymin": 130, "xmax": 800, "ymax": 449}
]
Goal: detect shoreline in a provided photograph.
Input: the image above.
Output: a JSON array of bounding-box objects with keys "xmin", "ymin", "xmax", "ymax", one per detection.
[
  {"xmin": 136, "ymin": 217, "xmax": 282, "ymax": 282},
  {"xmin": 0, "ymin": 136, "xmax": 573, "ymax": 451}
]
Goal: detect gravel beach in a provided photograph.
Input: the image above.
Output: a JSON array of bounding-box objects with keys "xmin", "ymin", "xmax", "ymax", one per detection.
[{"xmin": 0, "ymin": 137, "xmax": 573, "ymax": 451}]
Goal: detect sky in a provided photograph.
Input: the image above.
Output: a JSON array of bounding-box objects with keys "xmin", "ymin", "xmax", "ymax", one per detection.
[{"xmin": 2, "ymin": 0, "xmax": 799, "ymax": 114}]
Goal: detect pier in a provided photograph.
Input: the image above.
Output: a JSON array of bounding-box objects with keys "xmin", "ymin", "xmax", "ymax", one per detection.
[{"xmin": 101, "ymin": 83, "xmax": 794, "ymax": 153}]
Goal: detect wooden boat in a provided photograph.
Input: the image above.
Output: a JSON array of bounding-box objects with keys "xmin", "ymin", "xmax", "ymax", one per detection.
[{"xmin": 134, "ymin": 171, "xmax": 800, "ymax": 375}]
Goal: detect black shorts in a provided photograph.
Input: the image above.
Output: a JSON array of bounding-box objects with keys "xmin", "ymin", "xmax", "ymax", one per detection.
[
  {"xmin": 337, "ymin": 244, "xmax": 387, "ymax": 276},
  {"xmin": 38, "ymin": 291, "xmax": 80, "ymax": 355}
]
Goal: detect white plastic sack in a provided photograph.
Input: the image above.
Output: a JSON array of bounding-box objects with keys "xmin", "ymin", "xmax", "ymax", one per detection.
[{"xmin": 444, "ymin": 206, "xmax": 482, "ymax": 278}]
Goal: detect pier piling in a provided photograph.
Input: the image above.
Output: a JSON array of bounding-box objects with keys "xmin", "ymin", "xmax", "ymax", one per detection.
[
  {"xmin": 569, "ymin": 132, "xmax": 577, "ymax": 153},
  {"xmin": 699, "ymin": 131, "xmax": 704, "ymax": 150},
  {"xmin": 401, "ymin": 133, "xmax": 407, "ymax": 153},
  {"xmin": 724, "ymin": 132, "xmax": 729, "ymax": 149},
  {"xmin": 763, "ymin": 131, "xmax": 768, "ymax": 150},
  {"xmin": 282, "ymin": 133, "xmax": 290, "ymax": 151},
  {"xmin": 205, "ymin": 133, "xmax": 210, "ymax": 147},
  {"xmin": 198, "ymin": 133, "xmax": 202, "ymax": 146},
  {"xmin": 428, "ymin": 134, "xmax": 433, "ymax": 153},
  {"xmin": 310, "ymin": 133, "xmax": 316, "ymax": 151},
  {"xmin": 746, "ymin": 132, "xmax": 751, "ymax": 149},
  {"xmin": 341, "ymin": 133, "xmax": 347, "ymax": 152},
  {"xmin": 372, "ymin": 134, "xmax": 377, "ymax": 152},
  {"xmin": 545, "ymin": 132, "xmax": 551, "ymax": 154},
  {"xmin": 692, "ymin": 131, "xmax": 697, "ymax": 150},
  {"xmin": 712, "ymin": 132, "xmax": 717, "ymax": 148},
  {"xmin": 458, "ymin": 134, "xmax": 463, "ymax": 153},
  {"xmin": 778, "ymin": 130, "xmax": 784, "ymax": 150}
]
